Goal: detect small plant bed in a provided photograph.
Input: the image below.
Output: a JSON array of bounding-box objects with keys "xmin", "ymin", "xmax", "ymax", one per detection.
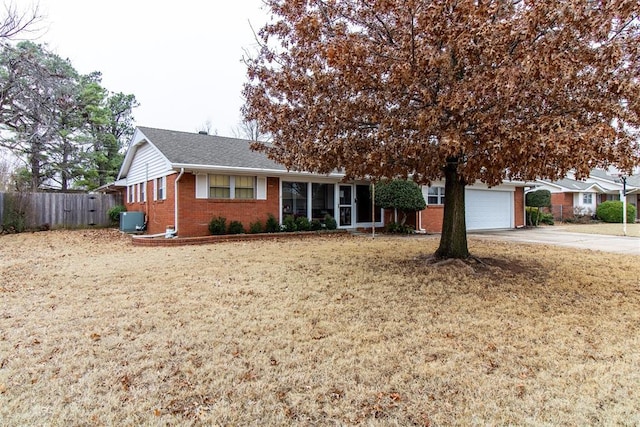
[{"xmin": 131, "ymin": 229, "xmax": 349, "ymax": 247}]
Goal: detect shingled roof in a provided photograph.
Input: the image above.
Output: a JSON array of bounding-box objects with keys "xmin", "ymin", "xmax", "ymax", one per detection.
[
  {"xmin": 538, "ymin": 177, "xmax": 606, "ymax": 192},
  {"xmin": 137, "ymin": 126, "xmax": 286, "ymax": 171}
]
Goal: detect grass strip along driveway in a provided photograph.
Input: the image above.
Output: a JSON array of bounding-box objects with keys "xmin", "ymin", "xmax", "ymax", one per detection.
[{"xmin": 1, "ymin": 230, "xmax": 639, "ymax": 425}]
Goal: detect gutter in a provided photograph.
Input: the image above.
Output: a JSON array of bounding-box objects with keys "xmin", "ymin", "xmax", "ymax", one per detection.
[
  {"xmin": 171, "ymin": 163, "xmax": 346, "ymax": 179},
  {"xmin": 173, "ymin": 168, "xmax": 185, "ymax": 236}
]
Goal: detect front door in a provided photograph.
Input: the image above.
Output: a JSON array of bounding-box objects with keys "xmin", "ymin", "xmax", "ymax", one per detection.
[{"xmin": 338, "ymin": 185, "xmax": 353, "ymax": 227}]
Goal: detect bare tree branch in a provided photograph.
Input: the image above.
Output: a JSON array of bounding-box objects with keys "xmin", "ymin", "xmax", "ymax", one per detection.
[{"xmin": 0, "ymin": 1, "xmax": 44, "ymax": 41}]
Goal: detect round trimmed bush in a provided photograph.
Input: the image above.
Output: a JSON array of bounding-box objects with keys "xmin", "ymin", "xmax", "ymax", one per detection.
[
  {"xmin": 208, "ymin": 216, "xmax": 227, "ymax": 235},
  {"xmin": 323, "ymin": 214, "xmax": 337, "ymax": 230},
  {"xmin": 265, "ymin": 214, "xmax": 280, "ymax": 233},
  {"xmin": 282, "ymin": 215, "xmax": 297, "ymax": 232},
  {"xmin": 249, "ymin": 221, "xmax": 263, "ymax": 234},
  {"xmin": 596, "ymin": 201, "xmax": 636, "ymax": 223},
  {"xmin": 295, "ymin": 216, "xmax": 311, "ymax": 231},
  {"xmin": 228, "ymin": 220, "xmax": 245, "ymax": 234}
]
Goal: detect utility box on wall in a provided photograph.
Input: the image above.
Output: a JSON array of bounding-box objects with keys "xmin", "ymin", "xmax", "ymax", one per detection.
[{"xmin": 120, "ymin": 211, "xmax": 145, "ymax": 233}]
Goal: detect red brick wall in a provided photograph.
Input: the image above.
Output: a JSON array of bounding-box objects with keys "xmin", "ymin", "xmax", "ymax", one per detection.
[
  {"xmin": 146, "ymin": 174, "xmax": 177, "ymax": 234},
  {"xmin": 123, "ymin": 174, "xmax": 280, "ymax": 236},
  {"xmin": 514, "ymin": 187, "xmax": 525, "ymax": 228},
  {"xmin": 175, "ymin": 174, "xmax": 280, "ymax": 237},
  {"xmin": 550, "ymin": 192, "xmax": 573, "ymax": 220},
  {"xmin": 420, "ymin": 206, "xmax": 445, "ymax": 233}
]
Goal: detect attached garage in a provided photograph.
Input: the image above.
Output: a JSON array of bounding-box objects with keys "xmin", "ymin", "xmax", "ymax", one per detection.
[{"xmin": 465, "ymin": 189, "xmax": 513, "ymax": 230}]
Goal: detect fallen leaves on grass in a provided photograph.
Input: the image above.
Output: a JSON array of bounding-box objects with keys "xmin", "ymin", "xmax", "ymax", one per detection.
[{"xmin": 1, "ymin": 231, "xmax": 639, "ymax": 426}]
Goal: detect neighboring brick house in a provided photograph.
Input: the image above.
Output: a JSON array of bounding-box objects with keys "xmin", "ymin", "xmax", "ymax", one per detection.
[
  {"xmin": 535, "ymin": 169, "xmax": 640, "ymax": 221},
  {"xmin": 115, "ymin": 127, "xmax": 527, "ymax": 237}
]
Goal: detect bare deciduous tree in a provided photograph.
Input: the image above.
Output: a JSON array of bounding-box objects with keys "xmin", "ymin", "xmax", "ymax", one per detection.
[
  {"xmin": 1, "ymin": 1, "xmax": 43, "ymax": 41},
  {"xmin": 232, "ymin": 118, "xmax": 270, "ymax": 142},
  {"xmin": 196, "ymin": 119, "xmax": 217, "ymax": 136}
]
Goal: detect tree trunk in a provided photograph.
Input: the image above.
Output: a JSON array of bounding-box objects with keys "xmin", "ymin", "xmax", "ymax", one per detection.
[
  {"xmin": 435, "ymin": 158, "xmax": 469, "ymax": 259},
  {"xmin": 30, "ymin": 153, "xmax": 40, "ymax": 191}
]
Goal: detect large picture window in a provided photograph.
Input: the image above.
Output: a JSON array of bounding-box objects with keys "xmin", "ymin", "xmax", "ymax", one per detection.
[
  {"xmin": 312, "ymin": 183, "xmax": 334, "ymax": 220},
  {"xmin": 282, "ymin": 182, "xmax": 308, "ymax": 217}
]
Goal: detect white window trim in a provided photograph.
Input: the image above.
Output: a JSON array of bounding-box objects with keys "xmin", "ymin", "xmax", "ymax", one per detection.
[
  {"xmin": 195, "ymin": 174, "xmax": 262, "ymax": 200},
  {"xmin": 427, "ymin": 186, "xmax": 445, "ymax": 205},
  {"xmin": 154, "ymin": 176, "xmax": 166, "ymax": 201},
  {"xmin": 137, "ymin": 182, "xmax": 146, "ymax": 202}
]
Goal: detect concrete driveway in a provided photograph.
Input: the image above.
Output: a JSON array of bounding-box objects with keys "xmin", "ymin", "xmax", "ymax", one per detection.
[{"xmin": 471, "ymin": 227, "xmax": 640, "ymax": 255}]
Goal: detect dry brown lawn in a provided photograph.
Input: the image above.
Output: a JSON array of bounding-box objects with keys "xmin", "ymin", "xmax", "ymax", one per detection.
[{"xmin": 1, "ymin": 230, "xmax": 639, "ymax": 426}]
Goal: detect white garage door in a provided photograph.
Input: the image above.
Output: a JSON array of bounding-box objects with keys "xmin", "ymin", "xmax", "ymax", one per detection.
[{"xmin": 465, "ymin": 189, "xmax": 513, "ymax": 230}]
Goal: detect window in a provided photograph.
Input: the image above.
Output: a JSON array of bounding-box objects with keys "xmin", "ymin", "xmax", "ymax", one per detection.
[
  {"xmin": 234, "ymin": 176, "xmax": 255, "ymax": 199},
  {"xmin": 156, "ymin": 177, "xmax": 166, "ymax": 200},
  {"xmin": 282, "ymin": 182, "xmax": 308, "ymax": 217},
  {"xmin": 206, "ymin": 175, "xmax": 256, "ymax": 199},
  {"xmin": 138, "ymin": 182, "xmax": 146, "ymax": 202},
  {"xmin": 582, "ymin": 193, "xmax": 593, "ymax": 204},
  {"xmin": 605, "ymin": 194, "xmax": 620, "ymax": 202},
  {"xmin": 311, "ymin": 183, "xmax": 334, "ymax": 220},
  {"xmin": 427, "ymin": 187, "xmax": 445, "ymax": 205},
  {"xmin": 128, "ymin": 185, "xmax": 135, "ymax": 203},
  {"xmin": 209, "ymin": 175, "xmax": 231, "ymax": 198}
]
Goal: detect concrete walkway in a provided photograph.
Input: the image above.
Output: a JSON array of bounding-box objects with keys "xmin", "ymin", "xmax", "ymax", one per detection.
[{"xmin": 471, "ymin": 227, "xmax": 640, "ymax": 256}]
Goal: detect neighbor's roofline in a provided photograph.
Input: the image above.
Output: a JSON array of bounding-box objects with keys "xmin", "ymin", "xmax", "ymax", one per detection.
[{"xmin": 536, "ymin": 178, "xmax": 610, "ymax": 193}]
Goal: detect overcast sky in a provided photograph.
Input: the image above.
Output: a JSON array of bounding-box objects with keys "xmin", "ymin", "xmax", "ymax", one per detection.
[{"xmin": 36, "ymin": 0, "xmax": 270, "ymax": 136}]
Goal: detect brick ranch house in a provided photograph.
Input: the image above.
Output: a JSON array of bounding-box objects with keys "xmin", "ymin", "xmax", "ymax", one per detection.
[
  {"xmin": 112, "ymin": 127, "xmax": 526, "ymax": 237},
  {"xmin": 535, "ymin": 169, "xmax": 640, "ymax": 221}
]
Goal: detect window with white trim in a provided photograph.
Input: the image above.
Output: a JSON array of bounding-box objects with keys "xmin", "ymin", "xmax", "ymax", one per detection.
[
  {"xmin": 138, "ymin": 182, "xmax": 146, "ymax": 202},
  {"xmin": 427, "ymin": 187, "xmax": 445, "ymax": 205},
  {"xmin": 209, "ymin": 175, "xmax": 231, "ymax": 198},
  {"xmin": 207, "ymin": 175, "xmax": 255, "ymax": 199},
  {"xmin": 155, "ymin": 176, "xmax": 166, "ymax": 200},
  {"xmin": 582, "ymin": 193, "xmax": 593, "ymax": 204},
  {"xmin": 128, "ymin": 185, "xmax": 135, "ymax": 203},
  {"xmin": 235, "ymin": 176, "xmax": 255, "ymax": 199},
  {"xmin": 282, "ymin": 181, "xmax": 308, "ymax": 216}
]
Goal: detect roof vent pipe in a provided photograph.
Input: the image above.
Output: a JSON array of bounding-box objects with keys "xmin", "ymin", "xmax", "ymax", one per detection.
[{"xmin": 198, "ymin": 131, "xmax": 208, "ymax": 135}]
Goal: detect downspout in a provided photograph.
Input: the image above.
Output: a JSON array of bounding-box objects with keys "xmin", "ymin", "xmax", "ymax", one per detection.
[
  {"xmin": 371, "ymin": 182, "xmax": 375, "ymax": 238},
  {"xmin": 145, "ymin": 163, "xmax": 149, "ymax": 225},
  {"xmin": 173, "ymin": 168, "xmax": 185, "ymax": 236},
  {"xmin": 418, "ymin": 209, "xmax": 426, "ymax": 233},
  {"xmin": 417, "ymin": 185, "xmax": 426, "ymax": 233},
  {"xmin": 522, "ymin": 188, "xmax": 526, "ymax": 228}
]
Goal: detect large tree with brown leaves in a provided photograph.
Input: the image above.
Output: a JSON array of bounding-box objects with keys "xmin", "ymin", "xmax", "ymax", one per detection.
[{"xmin": 243, "ymin": 0, "xmax": 640, "ymax": 259}]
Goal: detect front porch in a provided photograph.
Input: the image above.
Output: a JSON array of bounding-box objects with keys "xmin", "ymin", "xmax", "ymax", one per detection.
[{"xmin": 279, "ymin": 180, "xmax": 383, "ymax": 229}]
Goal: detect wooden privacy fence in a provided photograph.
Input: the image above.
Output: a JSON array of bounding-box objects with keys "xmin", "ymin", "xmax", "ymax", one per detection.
[{"xmin": 0, "ymin": 192, "xmax": 122, "ymax": 230}]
